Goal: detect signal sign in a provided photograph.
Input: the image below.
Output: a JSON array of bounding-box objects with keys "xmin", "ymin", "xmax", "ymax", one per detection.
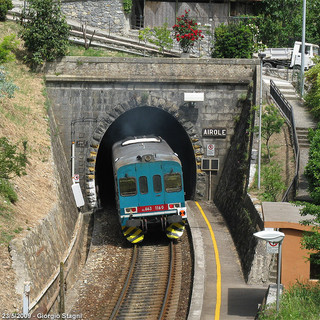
[
  {"xmin": 267, "ymin": 241, "xmax": 279, "ymax": 253},
  {"xmin": 207, "ymin": 144, "xmax": 215, "ymax": 156}
]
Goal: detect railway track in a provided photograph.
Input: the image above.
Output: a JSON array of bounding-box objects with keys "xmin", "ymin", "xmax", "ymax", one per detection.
[{"xmin": 109, "ymin": 240, "xmax": 182, "ymax": 319}]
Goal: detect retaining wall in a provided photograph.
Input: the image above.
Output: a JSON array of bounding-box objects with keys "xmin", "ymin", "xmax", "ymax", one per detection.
[{"xmin": 9, "ymin": 104, "xmax": 89, "ymax": 311}]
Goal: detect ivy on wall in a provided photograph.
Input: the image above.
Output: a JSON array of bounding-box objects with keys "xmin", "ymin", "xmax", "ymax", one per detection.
[{"xmin": 123, "ymin": 0, "xmax": 132, "ymax": 14}]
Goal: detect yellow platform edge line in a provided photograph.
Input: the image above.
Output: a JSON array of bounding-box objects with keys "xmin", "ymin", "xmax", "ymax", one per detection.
[{"xmin": 195, "ymin": 201, "xmax": 222, "ymax": 320}]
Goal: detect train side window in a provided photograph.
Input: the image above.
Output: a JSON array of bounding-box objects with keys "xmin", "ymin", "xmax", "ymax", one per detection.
[
  {"xmin": 139, "ymin": 176, "xmax": 148, "ymax": 194},
  {"xmin": 164, "ymin": 173, "xmax": 182, "ymax": 192},
  {"xmin": 119, "ymin": 177, "xmax": 137, "ymax": 196},
  {"xmin": 153, "ymin": 175, "xmax": 162, "ymax": 193}
]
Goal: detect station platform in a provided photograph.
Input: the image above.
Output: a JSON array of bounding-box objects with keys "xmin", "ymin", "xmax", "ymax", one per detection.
[{"xmin": 186, "ymin": 201, "xmax": 267, "ymax": 320}]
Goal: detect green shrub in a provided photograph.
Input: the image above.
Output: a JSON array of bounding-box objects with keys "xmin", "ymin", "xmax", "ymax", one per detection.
[
  {"xmin": 0, "ymin": 34, "xmax": 19, "ymax": 63},
  {"xmin": 0, "ymin": 66, "xmax": 19, "ymax": 98},
  {"xmin": 259, "ymin": 282, "xmax": 320, "ymax": 319},
  {"xmin": 305, "ymin": 126, "xmax": 320, "ymax": 204},
  {"xmin": 0, "ymin": 0, "xmax": 13, "ymax": 21},
  {"xmin": 261, "ymin": 162, "xmax": 286, "ymax": 201},
  {"xmin": 305, "ymin": 57, "xmax": 320, "ymax": 120},
  {"xmin": 20, "ymin": 0, "xmax": 70, "ymax": 66},
  {"xmin": 123, "ymin": 0, "xmax": 132, "ymax": 14},
  {"xmin": 139, "ymin": 23, "xmax": 173, "ymax": 53},
  {"xmin": 212, "ymin": 22, "xmax": 258, "ymax": 58},
  {"xmin": 0, "ymin": 178, "xmax": 17, "ymax": 203},
  {"xmin": 0, "ymin": 137, "xmax": 27, "ymax": 180}
]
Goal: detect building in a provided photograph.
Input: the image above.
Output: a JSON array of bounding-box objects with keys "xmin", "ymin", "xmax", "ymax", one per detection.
[{"xmin": 262, "ymin": 202, "xmax": 319, "ymax": 288}]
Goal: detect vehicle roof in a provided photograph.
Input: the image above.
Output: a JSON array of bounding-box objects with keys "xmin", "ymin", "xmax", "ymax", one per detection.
[{"xmin": 112, "ymin": 136, "xmax": 181, "ymax": 171}]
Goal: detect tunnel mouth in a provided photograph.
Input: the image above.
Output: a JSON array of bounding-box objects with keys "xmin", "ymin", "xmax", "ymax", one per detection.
[{"xmin": 95, "ymin": 106, "xmax": 196, "ymax": 207}]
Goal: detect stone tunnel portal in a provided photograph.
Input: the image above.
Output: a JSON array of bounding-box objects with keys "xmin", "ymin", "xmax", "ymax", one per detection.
[{"xmin": 95, "ymin": 106, "xmax": 197, "ymax": 207}]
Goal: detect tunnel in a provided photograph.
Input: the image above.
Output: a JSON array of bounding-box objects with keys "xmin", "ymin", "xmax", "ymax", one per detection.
[{"xmin": 95, "ymin": 106, "xmax": 197, "ymax": 207}]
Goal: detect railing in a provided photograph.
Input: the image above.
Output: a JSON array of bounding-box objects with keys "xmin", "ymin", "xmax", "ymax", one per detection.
[{"xmin": 270, "ymin": 79, "xmax": 300, "ymax": 201}]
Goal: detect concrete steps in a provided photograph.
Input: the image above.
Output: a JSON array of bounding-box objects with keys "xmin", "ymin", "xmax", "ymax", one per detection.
[{"xmin": 296, "ymin": 127, "xmax": 310, "ymax": 148}]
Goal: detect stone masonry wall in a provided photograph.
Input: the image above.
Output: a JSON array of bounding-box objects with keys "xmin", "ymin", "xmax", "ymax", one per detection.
[
  {"xmin": 9, "ymin": 104, "xmax": 83, "ymax": 308},
  {"xmin": 44, "ymin": 57, "xmax": 259, "ymax": 208},
  {"xmin": 214, "ymin": 86, "xmax": 259, "ymax": 281},
  {"xmin": 61, "ymin": 0, "xmax": 130, "ymax": 34}
]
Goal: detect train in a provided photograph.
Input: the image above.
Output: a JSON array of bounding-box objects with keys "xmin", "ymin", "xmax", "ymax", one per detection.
[{"xmin": 112, "ymin": 136, "xmax": 187, "ymax": 243}]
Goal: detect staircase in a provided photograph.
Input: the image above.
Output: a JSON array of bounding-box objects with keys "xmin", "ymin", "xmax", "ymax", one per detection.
[{"xmin": 296, "ymin": 127, "xmax": 310, "ymax": 149}]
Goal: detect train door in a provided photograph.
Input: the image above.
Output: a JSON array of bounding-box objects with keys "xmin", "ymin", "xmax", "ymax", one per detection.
[
  {"xmin": 136, "ymin": 162, "xmax": 165, "ymax": 208},
  {"xmin": 162, "ymin": 161, "xmax": 185, "ymax": 206},
  {"xmin": 117, "ymin": 165, "xmax": 139, "ymax": 213}
]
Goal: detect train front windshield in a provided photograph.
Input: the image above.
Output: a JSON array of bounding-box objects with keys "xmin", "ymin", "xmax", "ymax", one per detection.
[
  {"xmin": 164, "ymin": 173, "xmax": 182, "ymax": 192},
  {"xmin": 119, "ymin": 177, "xmax": 137, "ymax": 196}
]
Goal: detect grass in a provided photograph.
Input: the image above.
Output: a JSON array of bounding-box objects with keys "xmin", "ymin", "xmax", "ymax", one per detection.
[
  {"xmin": 67, "ymin": 44, "xmax": 138, "ymax": 58},
  {"xmin": 259, "ymin": 282, "xmax": 320, "ymax": 319}
]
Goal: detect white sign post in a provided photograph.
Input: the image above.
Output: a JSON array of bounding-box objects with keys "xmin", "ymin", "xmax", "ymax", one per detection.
[
  {"xmin": 72, "ymin": 183, "xmax": 85, "ymax": 208},
  {"xmin": 267, "ymin": 241, "xmax": 279, "ymax": 254},
  {"xmin": 207, "ymin": 144, "xmax": 215, "ymax": 156},
  {"xmin": 253, "ymin": 229, "xmax": 285, "ymax": 312}
]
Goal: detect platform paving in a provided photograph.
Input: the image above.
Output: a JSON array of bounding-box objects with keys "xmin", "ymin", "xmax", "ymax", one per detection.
[{"xmin": 187, "ymin": 201, "xmax": 267, "ymax": 320}]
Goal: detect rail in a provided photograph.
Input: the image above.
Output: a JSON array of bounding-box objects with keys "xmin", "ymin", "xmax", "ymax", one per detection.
[
  {"xmin": 270, "ymin": 79, "xmax": 300, "ymax": 201},
  {"xmin": 109, "ymin": 241, "xmax": 179, "ymax": 319}
]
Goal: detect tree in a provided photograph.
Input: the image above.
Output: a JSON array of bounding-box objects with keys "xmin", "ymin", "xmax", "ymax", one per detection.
[
  {"xmin": 0, "ymin": 0, "xmax": 13, "ymax": 21},
  {"xmin": 259, "ymin": 104, "xmax": 285, "ymax": 162},
  {"xmin": 212, "ymin": 22, "xmax": 261, "ymax": 58},
  {"xmin": 253, "ymin": 0, "xmax": 320, "ymax": 47},
  {"xmin": 20, "ymin": 0, "xmax": 70, "ymax": 66}
]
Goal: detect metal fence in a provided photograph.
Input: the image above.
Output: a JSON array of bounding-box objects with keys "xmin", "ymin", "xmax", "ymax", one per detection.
[{"xmin": 270, "ymin": 79, "xmax": 300, "ymax": 201}]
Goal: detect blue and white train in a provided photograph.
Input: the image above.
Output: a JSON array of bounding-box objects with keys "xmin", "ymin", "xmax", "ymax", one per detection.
[{"xmin": 112, "ymin": 136, "xmax": 187, "ymax": 243}]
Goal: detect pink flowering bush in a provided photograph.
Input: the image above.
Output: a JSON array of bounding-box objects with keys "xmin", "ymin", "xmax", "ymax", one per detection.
[{"xmin": 172, "ymin": 10, "xmax": 204, "ymax": 53}]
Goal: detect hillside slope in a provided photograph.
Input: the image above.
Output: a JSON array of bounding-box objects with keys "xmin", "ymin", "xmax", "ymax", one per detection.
[{"xmin": 0, "ymin": 21, "xmax": 57, "ymax": 312}]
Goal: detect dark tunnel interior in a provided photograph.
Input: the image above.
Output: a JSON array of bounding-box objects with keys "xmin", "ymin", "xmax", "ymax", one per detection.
[{"xmin": 95, "ymin": 106, "xmax": 197, "ymax": 207}]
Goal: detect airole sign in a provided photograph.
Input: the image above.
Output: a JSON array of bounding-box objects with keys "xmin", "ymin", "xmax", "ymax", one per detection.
[{"xmin": 202, "ymin": 128, "xmax": 227, "ymax": 138}]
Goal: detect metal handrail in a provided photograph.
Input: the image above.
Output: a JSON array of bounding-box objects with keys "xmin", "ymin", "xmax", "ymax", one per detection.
[{"xmin": 269, "ymin": 80, "xmax": 300, "ymax": 201}]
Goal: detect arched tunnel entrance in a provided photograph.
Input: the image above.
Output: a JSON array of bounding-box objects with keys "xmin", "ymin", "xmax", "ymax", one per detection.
[{"xmin": 95, "ymin": 106, "xmax": 197, "ymax": 207}]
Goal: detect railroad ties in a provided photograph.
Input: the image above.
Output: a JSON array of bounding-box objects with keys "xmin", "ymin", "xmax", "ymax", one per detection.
[{"xmin": 109, "ymin": 241, "xmax": 182, "ymax": 319}]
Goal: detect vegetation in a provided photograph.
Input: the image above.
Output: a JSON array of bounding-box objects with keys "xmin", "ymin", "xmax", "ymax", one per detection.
[
  {"xmin": 296, "ymin": 59, "xmax": 320, "ymax": 275},
  {"xmin": 305, "ymin": 57, "xmax": 320, "ymax": 120},
  {"xmin": 252, "ymin": 0, "xmax": 320, "ymax": 47},
  {"xmin": 139, "ymin": 23, "xmax": 173, "ymax": 53},
  {"xmin": 260, "ymin": 105, "xmax": 285, "ymax": 162},
  {"xmin": 212, "ymin": 22, "xmax": 262, "ymax": 58},
  {"xmin": 0, "ymin": 0, "xmax": 13, "ymax": 21},
  {"xmin": 0, "ymin": 66, "xmax": 18, "ymax": 97},
  {"xmin": 261, "ymin": 162, "xmax": 286, "ymax": 201},
  {"xmin": 172, "ymin": 10, "xmax": 204, "ymax": 53},
  {"xmin": 250, "ymin": 104, "xmax": 286, "ymax": 201},
  {"xmin": 0, "ymin": 21, "xmax": 52, "ymax": 246},
  {"xmin": 122, "ymin": 0, "xmax": 132, "ymax": 14},
  {"xmin": 19, "ymin": 0, "xmax": 70, "ymax": 66},
  {"xmin": 259, "ymin": 281, "xmax": 320, "ymax": 320},
  {"xmin": 0, "ymin": 34, "xmax": 19, "ymax": 64}
]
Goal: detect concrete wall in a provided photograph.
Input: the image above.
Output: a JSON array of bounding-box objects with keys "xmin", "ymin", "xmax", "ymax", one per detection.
[{"xmin": 44, "ymin": 57, "xmax": 259, "ymax": 209}]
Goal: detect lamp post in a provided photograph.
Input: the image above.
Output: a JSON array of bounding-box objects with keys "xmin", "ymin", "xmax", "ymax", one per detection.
[
  {"xmin": 254, "ymin": 230, "xmax": 285, "ymax": 312},
  {"xmin": 257, "ymin": 53, "xmax": 266, "ymax": 189},
  {"xmin": 300, "ymin": 0, "xmax": 306, "ymax": 96}
]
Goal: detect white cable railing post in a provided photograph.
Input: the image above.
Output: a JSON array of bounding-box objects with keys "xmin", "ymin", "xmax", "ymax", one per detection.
[{"xmin": 23, "ymin": 282, "xmax": 31, "ymax": 316}]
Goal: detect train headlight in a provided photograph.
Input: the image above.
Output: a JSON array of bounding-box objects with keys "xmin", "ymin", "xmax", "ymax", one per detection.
[
  {"xmin": 169, "ymin": 203, "xmax": 181, "ymax": 209},
  {"xmin": 125, "ymin": 207, "xmax": 137, "ymax": 214}
]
